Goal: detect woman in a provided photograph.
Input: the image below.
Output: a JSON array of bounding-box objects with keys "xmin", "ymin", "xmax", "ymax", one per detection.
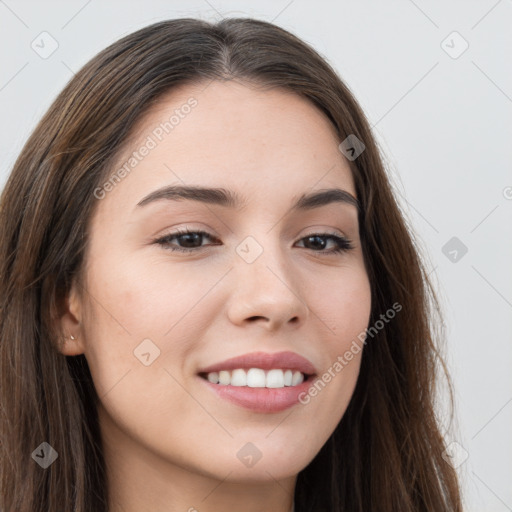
[{"xmin": 0, "ymin": 17, "xmax": 463, "ymax": 511}]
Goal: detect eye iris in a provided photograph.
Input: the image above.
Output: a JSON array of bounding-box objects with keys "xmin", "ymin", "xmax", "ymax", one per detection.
[
  {"xmin": 179, "ymin": 233, "xmax": 202, "ymax": 247},
  {"xmin": 305, "ymin": 235, "xmax": 326, "ymax": 250}
]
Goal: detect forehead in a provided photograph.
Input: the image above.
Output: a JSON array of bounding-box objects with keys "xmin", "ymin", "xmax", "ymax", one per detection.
[{"xmin": 95, "ymin": 79, "xmax": 356, "ymax": 217}]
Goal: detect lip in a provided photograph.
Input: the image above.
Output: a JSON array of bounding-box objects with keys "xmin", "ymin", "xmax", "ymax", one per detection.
[
  {"xmin": 197, "ymin": 350, "xmax": 317, "ymax": 375},
  {"xmin": 196, "ymin": 351, "xmax": 318, "ymax": 413},
  {"xmin": 199, "ymin": 377, "xmax": 314, "ymax": 413}
]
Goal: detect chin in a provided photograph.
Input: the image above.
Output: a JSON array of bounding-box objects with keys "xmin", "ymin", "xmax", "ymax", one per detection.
[{"xmin": 197, "ymin": 447, "xmax": 316, "ymax": 483}]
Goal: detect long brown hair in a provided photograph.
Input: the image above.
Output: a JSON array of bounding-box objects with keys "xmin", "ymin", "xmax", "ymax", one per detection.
[{"xmin": 0, "ymin": 18, "xmax": 463, "ymax": 511}]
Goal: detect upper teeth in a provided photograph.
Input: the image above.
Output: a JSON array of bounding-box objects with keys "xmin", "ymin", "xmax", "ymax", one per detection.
[{"xmin": 205, "ymin": 368, "xmax": 305, "ymax": 388}]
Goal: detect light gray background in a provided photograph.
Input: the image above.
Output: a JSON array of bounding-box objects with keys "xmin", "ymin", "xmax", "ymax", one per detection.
[{"xmin": 1, "ymin": 1, "xmax": 511, "ymax": 510}]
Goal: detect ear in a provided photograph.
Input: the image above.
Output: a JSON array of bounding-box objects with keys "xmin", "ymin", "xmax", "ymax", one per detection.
[{"xmin": 55, "ymin": 278, "xmax": 86, "ymax": 356}]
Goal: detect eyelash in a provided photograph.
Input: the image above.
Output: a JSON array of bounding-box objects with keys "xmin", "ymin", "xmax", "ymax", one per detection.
[{"xmin": 153, "ymin": 228, "xmax": 354, "ymax": 255}]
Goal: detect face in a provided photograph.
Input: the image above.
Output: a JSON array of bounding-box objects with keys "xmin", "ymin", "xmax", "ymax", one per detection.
[{"xmin": 61, "ymin": 79, "xmax": 371, "ymax": 485}]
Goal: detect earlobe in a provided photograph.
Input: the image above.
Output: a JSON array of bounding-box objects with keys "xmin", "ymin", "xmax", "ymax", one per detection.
[
  {"xmin": 59, "ymin": 332, "xmax": 85, "ymax": 356},
  {"xmin": 55, "ymin": 281, "xmax": 86, "ymax": 356}
]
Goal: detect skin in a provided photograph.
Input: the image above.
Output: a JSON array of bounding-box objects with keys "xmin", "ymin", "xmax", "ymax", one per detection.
[{"xmin": 58, "ymin": 79, "xmax": 372, "ymax": 512}]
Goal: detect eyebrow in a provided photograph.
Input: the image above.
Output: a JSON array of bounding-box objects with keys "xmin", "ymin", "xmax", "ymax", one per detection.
[{"xmin": 135, "ymin": 185, "xmax": 360, "ymax": 212}]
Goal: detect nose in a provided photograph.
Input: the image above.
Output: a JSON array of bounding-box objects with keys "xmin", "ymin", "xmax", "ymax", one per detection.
[{"xmin": 226, "ymin": 242, "xmax": 309, "ymax": 331}]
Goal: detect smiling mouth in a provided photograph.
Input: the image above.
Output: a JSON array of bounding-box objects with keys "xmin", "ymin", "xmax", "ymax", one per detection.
[{"xmin": 198, "ymin": 368, "xmax": 314, "ymax": 388}]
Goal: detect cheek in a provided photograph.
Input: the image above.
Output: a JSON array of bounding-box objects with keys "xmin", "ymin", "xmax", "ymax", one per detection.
[
  {"xmin": 296, "ymin": 264, "xmax": 371, "ymax": 414},
  {"xmin": 80, "ymin": 251, "xmax": 226, "ymax": 391},
  {"xmin": 85, "ymin": 249, "xmax": 222, "ymax": 336},
  {"xmin": 302, "ymin": 262, "xmax": 372, "ymax": 346}
]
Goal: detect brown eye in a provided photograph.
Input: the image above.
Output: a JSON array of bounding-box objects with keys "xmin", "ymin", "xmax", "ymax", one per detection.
[
  {"xmin": 155, "ymin": 229, "xmax": 219, "ymax": 253},
  {"xmin": 296, "ymin": 233, "xmax": 353, "ymax": 254},
  {"xmin": 154, "ymin": 230, "xmax": 353, "ymax": 255}
]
